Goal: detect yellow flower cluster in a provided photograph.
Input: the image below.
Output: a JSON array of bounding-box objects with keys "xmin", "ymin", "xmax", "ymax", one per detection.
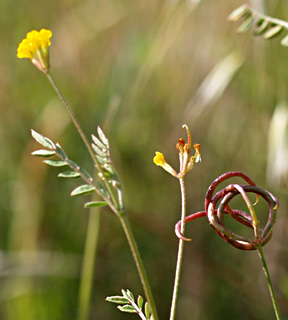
[{"xmin": 17, "ymin": 29, "xmax": 52, "ymax": 72}]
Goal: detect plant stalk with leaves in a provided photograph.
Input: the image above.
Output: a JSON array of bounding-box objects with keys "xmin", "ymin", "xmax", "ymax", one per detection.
[
  {"xmin": 229, "ymin": 3, "xmax": 288, "ymax": 46},
  {"xmin": 17, "ymin": 29, "xmax": 158, "ymax": 320},
  {"xmin": 17, "ymin": 24, "xmax": 282, "ymax": 320}
]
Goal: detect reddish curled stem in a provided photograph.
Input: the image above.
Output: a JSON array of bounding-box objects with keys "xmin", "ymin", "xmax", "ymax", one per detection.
[
  {"xmin": 175, "ymin": 172, "xmax": 279, "ymax": 250},
  {"xmin": 175, "ymin": 211, "xmax": 206, "ymax": 241}
]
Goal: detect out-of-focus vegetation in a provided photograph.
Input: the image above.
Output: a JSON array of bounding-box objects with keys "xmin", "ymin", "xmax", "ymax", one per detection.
[{"xmin": 0, "ymin": 0, "xmax": 287, "ymax": 319}]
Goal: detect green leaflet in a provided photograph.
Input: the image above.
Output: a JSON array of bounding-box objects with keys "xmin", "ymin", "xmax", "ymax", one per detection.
[
  {"xmin": 117, "ymin": 305, "xmax": 137, "ymax": 313},
  {"xmin": 58, "ymin": 171, "xmax": 81, "ymax": 178},
  {"xmin": 31, "ymin": 149, "xmax": 56, "ymax": 157},
  {"xmin": 264, "ymin": 25, "xmax": 283, "ymax": 39},
  {"xmin": 97, "ymin": 126, "xmax": 109, "ymax": 146},
  {"xmin": 91, "ymin": 134, "xmax": 107, "ymax": 150},
  {"xmin": 137, "ymin": 295, "xmax": 144, "ymax": 309},
  {"xmin": 105, "ymin": 296, "xmax": 129, "ymax": 304},
  {"xmin": 228, "ymin": 4, "xmax": 250, "ymax": 22},
  {"xmin": 70, "ymin": 184, "xmax": 95, "ymax": 196},
  {"xmin": 237, "ymin": 14, "xmax": 255, "ymax": 33},
  {"xmin": 145, "ymin": 302, "xmax": 151, "ymax": 320},
  {"xmin": 254, "ymin": 19, "xmax": 270, "ymax": 35},
  {"xmin": 43, "ymin": 160, "xmax": 67, "ymax": 167},
  {"xmin": 92, "ymin": 143, "xmax": 107, "ymax": 158},
  {"xmin": 31, "ymin": 129, "xmax": 55, "ymax": 150},
  {"xmin": 281, "ymin": 34, "xmax": 288, "ymax": 46},
  {"xmin": 84, "ymin": 201, "xmax": 108, "ymax": 208}
]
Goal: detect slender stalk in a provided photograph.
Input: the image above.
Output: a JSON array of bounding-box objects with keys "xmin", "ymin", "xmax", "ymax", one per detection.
[
  {"xmin": 257, "ymin": 244, "xmax": 282, "ymax": 320},
  {"xmin": 45, "ymin": 72, "xmax": 158, "ymax": 319},
  {"xmin": 78, "ymin": 206, "xmax": 101, "ymax": 320},
  {"xmin": 118, "ymin": 212, "xmax": 159, "ymax": 320},
  {"xmin": 45, "ymin": 72, "xmax": 119, "ymax": 210},
  {"xmin": 169, "ymin": 177, "xmax": 186, "ymax": 320},
  {"xmin": 45, "ymin": 72, "xmax": 96, "ymax": 165}
]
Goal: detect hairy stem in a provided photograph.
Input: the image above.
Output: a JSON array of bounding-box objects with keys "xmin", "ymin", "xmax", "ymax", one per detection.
[
  {"xmin": 169, "ymin": 177, "xmax": 186, "ymax": 320},
  {"xmin": 118, "ymin": 212, "xmax": 159, "ymax": 320},
  {"xmin": 257, "ymin": 244, "xmax": 282, "ymax": 320}
]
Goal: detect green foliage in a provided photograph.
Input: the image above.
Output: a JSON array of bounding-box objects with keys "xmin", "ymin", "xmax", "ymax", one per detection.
[
  {"xmin": 31, "ymin": 126, "xmax": 124, "ymax": 212},
  {"xmin": 70, "ymin": 185, "xmax": 95, "ymax": 197},
  {"xmin": 229, "ymin": 4, "xmax": 288, "ymax": 46},
  {"xmin": 4, "ymin": 1, "xmax": 287, "ymax": 319},
  {"xmin": 84, "ymin": 201, "xmax": 108, "ymax": 208},
  {"xmin": 31, "ymin": 130, "xmax": 97, "ymax": 207},
  {"xmin": 106, "ymin": 289, "xmax": 152, "ymax": 320}
]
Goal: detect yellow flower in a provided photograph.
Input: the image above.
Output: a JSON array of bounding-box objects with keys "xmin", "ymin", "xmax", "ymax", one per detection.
[
  {"xmin": 153, "ymin": 152, "xmax": 165, "ymax": 166},
  {"xmin": 154, "ymin": 125, "xmax": 201, "ymax": 178},
  {"xmin": 153, "ymin": 152, "xmax": 177, "ymax": 177},
  {"xmin": 17, "ymin": 29, "xmax": 52, "ymax": 73}
]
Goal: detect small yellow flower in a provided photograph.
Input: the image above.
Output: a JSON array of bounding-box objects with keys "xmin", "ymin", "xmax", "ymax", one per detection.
[
  {"xmin": 153, "ymin": 125, "xmax": 201, "ymax": 178},
  {"xmin": 17, "ymin": 29, "xmax": 52, "ymax": 73},
  {"xmin": 153, "ymin": 152, "xmax": 177, "ymax": 177},
  {"xmin": 153, "ymin": 152, "xmax": 165, "ymax": 166}
]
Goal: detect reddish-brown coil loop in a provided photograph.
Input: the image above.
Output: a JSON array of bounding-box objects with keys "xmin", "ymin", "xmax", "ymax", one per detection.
[{"xmin": 175, "ymin": 172, "xmax": 279, "ymax": 250}]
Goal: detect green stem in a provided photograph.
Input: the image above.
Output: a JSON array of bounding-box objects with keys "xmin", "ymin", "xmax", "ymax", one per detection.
[
  {"xmin": 45, "ymin": 72, "xmax": 158, "ymax": 319},
  {"xmin": 257, "ymin": 244, "xmax": 282, "ymax": 320},
  {"xmin": 118, "ymin": 212, "xmax": 159, "ymax": 320},
  {"xmin": 77, "ymin": 206, "xmax": 101, "ymax": 320},
  {"xmin": 45, "ymin": 72, "xmax": 96, "ymax": 164},
  {"xmin": 45, "ymin": 72, "xmax": 119, "ymax": 210},
  {"xmin": 169, "ymin": 177, "xmax": 186, "ymax": 320}
]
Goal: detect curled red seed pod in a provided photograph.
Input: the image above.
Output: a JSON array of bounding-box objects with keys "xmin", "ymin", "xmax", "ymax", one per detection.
[{"xmin": 175, "ymin": 172, "xmax": 279, "ymax": 250}]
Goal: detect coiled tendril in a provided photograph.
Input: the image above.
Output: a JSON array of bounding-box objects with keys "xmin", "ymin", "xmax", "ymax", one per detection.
[{"xmin": 175, "ymin": 172, "xmax": 279, "ymax": 250}]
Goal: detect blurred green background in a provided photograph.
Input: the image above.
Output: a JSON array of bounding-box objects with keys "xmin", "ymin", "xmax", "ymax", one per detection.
[{"xmin": 0, "ymin": 0, "xmax": 288, "ymax": 319}]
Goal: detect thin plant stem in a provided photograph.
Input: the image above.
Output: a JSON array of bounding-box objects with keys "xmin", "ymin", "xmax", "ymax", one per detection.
[
  {"xmin": 256, "ymin": 244, "xmax": 282, "ymax": 320},
  {"xmin": 45, "ymin": 72, "xmax": 119, "ymax": 210},
  {"xmin": 45, "ymin": 72, "xmax": 96, "ymax": 165},
  {"xmin": 169, "ymin": 177, "xmax": 186, "ymax": 320},
  {"xmin": 77, "ymin": 204, "xmax": 101, "ymax": 320},
  {"xmin": 77, "ymin": 104, "xmax": 117, "ymax": 320},
  {"xmin": 118, "ymin": 212, "xmax": 159, "ymax": 320},
  {"xmin": 45, "ymin": 72, "xmax": 159, "ymax": 320}
]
